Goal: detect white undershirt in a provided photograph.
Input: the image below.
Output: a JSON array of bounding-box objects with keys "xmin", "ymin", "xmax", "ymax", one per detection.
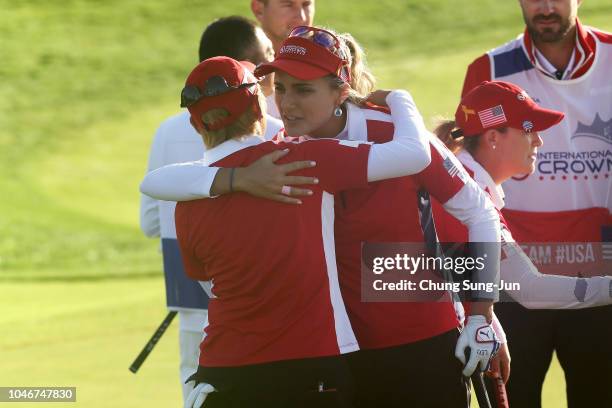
[{"xmin": 534, "ymin": 47, "xmax": 577, "ymax": 80}]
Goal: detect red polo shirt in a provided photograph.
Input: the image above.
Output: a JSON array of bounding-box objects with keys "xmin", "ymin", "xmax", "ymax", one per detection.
[
  {"xmin": 175, "ymin": 136, "xmax": 370, "ymax": 367},
  {"xmin": 334, "ymin": 113, "xmax": 465, "ymax": 349}
]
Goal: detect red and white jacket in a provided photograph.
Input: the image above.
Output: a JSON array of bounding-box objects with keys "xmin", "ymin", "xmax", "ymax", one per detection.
[
  {"xmin": 433, "ymin": 151, "xmax": 612, "ymax": 310},
  {"xmin": 462, "ymin": 20, "xmax": 612, "ymax": 243},
  {"xmin": 331, "ymin": 103, "xmax": 500, "ymax": 349}
]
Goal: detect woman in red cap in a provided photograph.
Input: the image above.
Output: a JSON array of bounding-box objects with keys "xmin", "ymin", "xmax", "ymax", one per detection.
[
  {"xmin": 142, "ymin": 27, "xmax": 504, "ymax": 407},
  {"xmin": 170, "ymin": 55, "xmax": 433, "ymax": 408},
  {"xmin": 433, "ymin": 80, "xmax": 612, "ymax": 390}
]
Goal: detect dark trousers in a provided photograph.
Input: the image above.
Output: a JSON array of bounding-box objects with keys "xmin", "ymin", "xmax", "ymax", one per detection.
[
  {"xmin": 344, "ymin": 329, "xmax": 470, "ymax": 408},
  {"xmin": 496, "ymin": 302, "xmax": 612, "ymax": 408},
  {"xmin": 189, "ymin": 355, "xmax": 354, "ymax": 408}
]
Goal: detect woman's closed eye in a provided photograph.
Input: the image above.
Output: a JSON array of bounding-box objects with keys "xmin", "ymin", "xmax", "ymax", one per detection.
[
  {"xmin": 274, "ymin": 83, "xmax": 285, "ymax": 94},
  {"xmin": 294, "ymin": 85, "xmax": 315, "ymax": 94}
]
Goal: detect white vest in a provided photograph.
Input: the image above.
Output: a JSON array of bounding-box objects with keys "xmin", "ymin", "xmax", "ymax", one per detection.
[{"xmin": 486, "ymin": 32, "xmax": 611, "ymax": 214}]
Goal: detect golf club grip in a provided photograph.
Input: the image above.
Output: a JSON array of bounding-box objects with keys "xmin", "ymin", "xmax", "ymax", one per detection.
[
  {"xmin": 465, "ymin": 348, "xmax": 492, "ymax": 408},
  {"xmin": 486, "ymin": 372, "xmax": 510, "ymax": 408},
  {"xmin": 129, "ymin": 311, "xmax": 178, "ymax": 373}
]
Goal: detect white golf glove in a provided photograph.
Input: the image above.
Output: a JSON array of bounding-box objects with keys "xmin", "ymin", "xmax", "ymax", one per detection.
[
  {"xmin": 184, "ymin": 382, "xmax": 216, "ymax": 408},
  {"xmin": 455, "ymin": 315, "xmax": 500, "ymax": 377},
  {"xmin": 491, "ymin": 312, "xmax": 507, "ymax": 344}
]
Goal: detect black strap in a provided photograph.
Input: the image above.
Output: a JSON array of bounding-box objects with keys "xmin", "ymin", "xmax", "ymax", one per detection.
[{"xmin": 417, "ymin": 189, "xmax": 466, "ymax": 303}]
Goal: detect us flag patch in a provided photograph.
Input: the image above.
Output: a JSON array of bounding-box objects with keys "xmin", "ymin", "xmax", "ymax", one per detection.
[
  {"xmin": 478, "ymin": 105, "xmax": 507, "ymax": 128},
  {"xmin": 443, "ymin": 157, "xmax": 460, "ymax": 178},
  {"xmin": 442, "ymin": 157, "xmax": 467, "ymax": 182}
]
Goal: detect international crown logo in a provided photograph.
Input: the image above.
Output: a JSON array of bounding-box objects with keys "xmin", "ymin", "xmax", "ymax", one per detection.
[{"xmin": 572, "ymin": 114, "xmax": 612, "ymax": 144}]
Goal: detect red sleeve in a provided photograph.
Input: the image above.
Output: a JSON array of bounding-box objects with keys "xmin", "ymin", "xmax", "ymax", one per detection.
[
  {"xmin": 461, "ymin": 54, "xmax": 491, "ymax": 97},
  {"xmin": 174, "ymin": 202, "xmax": 207, "ymax": 281},
  {"xmin": 414, "ymin": 141, "xmax": 467, "ymax": 204},
  {"xmin": 297, "ymin": 139, "xmax": 371, "ymax": 193},
  {"xmin": 432, "ymin": 197, "xmax": 469, "ymax": 243},
  {"xmin": 591, "ymin": 27, "xmax": 612, "ymax": 44}
]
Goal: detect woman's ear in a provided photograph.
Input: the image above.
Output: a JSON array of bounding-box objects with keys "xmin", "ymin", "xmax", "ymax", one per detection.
[
  {"xmin": 483, "ymin": 128, "xmax": 500, "ymax": 151},
  {"xmin": 336, "ymin": 83, "xmax": 350, "ymax": 105}
]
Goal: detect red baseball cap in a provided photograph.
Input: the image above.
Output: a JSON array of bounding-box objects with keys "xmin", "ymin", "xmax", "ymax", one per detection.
[
  {"xmin": 181, "ymin": 56, "xmax": 260, "ymax": 131},
  {"xmin": 454, "ymin": 81, "xmax": 564, "ymax": 137},
  {"xmin": 239, "ymin": 60, "xmax": 256, "ymax": 73},
  {"xmin": 255, "ymin": 36, "xmax": 348, "ymax": 81}
]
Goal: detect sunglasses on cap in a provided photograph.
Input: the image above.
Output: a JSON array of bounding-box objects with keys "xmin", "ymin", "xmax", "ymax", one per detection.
[
  {"xmin": 180, "ymin": 76, "xmax": 258, "ymax": 108},
  {"xmin": 288, "ymin": 26, "xmax": 351, "ymax": 82},
  {"xmin": 289, "ymin": 26, "xmax": 350, "ymax": 62}
]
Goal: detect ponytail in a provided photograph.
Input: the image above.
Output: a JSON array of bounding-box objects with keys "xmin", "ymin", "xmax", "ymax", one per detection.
[
  {"xmin": 433, "ymin": 118, "xmax": 482, "ymax": 154},
  {"xmin": 323, "ymin": 29, "xmax": 376, "ymax": 105},
  {"xmin": 339, "ymin": 32, "xmax": 376, "ymax": 103}
]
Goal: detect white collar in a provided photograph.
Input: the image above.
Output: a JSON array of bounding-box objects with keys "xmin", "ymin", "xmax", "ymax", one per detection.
[
  {"xmin": 201, "ymin": 135, "xmax": 264, "ymax": 165},
  {"xmin": 534, "ymin": 47, "xmax": 577, "ymax": 80},
  {"xmin": 456, "ymin": 150, "xmax": 505, "ymax": 210},
  {"xmin": 346, "ymin": 102, "xmax": 367, "ymax": 142}
]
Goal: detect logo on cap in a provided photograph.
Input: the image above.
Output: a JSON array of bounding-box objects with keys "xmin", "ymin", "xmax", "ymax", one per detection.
[
  {"xmin": 280, "ymin": 45, "xmax": 307, "ymax": 55},
  {"xmin": 523, "ymin": 120, "xmax": 534, "ymax": 132},
  {"xmin": 478, "ymin": 105, "xmax": 507, "ymax": 128},
  {"xmin": 517, "ymin": 91, "xmax": 529, "ymax": 101},
  {"xmin": 461, "ymin": 105, "xmax": 476, "ymax": 122}
]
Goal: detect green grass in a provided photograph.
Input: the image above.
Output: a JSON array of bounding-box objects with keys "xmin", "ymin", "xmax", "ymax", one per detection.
[
  {"xmin": 2, "ymin": 0, "xmax": 611, "ymax": 406},
  {"xmin": 0, "ymin": 280, "xmax": 181, "ymax": 407}
]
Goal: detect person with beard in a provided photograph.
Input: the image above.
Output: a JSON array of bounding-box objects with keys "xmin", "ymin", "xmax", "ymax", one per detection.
[{"xmin": 461, "ymin": 1, "xmax": 612, "ymax": 407}]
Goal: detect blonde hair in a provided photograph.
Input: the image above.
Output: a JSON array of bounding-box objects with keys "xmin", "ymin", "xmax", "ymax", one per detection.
[
  {"xmin": 324, "ymin": 29, "xmax": 376, "ymax": 105},
  {"xmin": 199, "ymin": 89, "xmax": 267, "ymax": 149}
]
